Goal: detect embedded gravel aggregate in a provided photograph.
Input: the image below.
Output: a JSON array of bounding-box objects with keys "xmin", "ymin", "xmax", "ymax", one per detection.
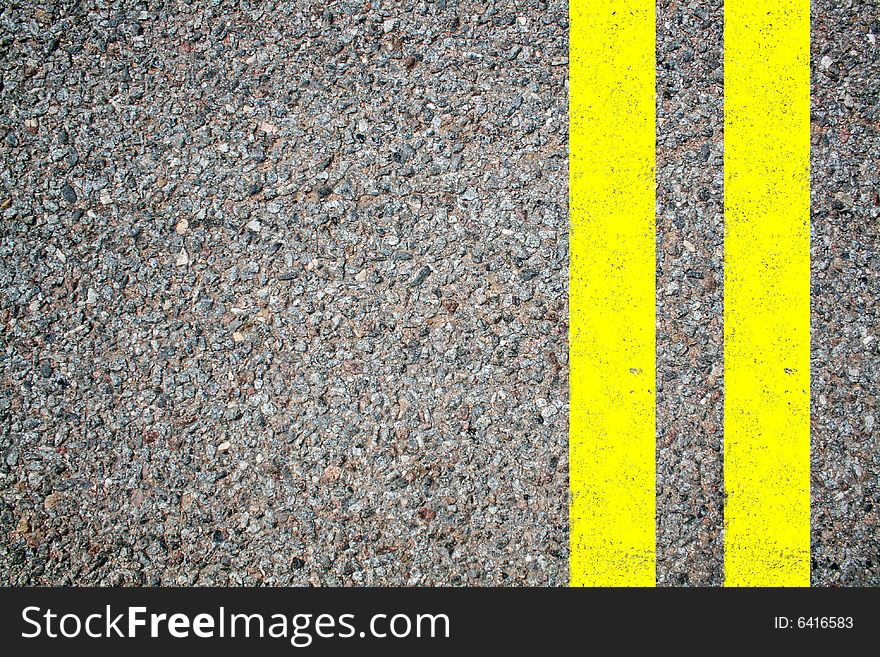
[
  {"xmin": 810, "ymin": 0, "xmax": 880, "ymax": 587},
  {"xmin": 655, "ymin": 0, "xmax": 725, "ymax": 587},
  {"xmin": 1, "ymin": 1, "xmax": 569, "ymax": 586}
]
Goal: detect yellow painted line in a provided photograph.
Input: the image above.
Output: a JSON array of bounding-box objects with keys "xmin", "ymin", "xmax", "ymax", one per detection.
[
  {"xmin": 569, "ymin": 0, "xmax": 656, "ymax": 586},
  {"xmin": 724, "ymin": 0, "xmax": 811, "ymax": 586}
]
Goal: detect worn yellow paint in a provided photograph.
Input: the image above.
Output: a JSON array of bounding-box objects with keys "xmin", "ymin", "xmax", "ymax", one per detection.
[
  {"xmin": 569, "ymin": 0, "xmax": 656, "ymax": 586},
  {"xmin": 724, "ymin": 0, "xmax": 811, "ymax": 586}
]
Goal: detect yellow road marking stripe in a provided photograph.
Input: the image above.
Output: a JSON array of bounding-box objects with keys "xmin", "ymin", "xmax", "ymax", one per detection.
[
  {"xmin": 570, "ymin": 0, "xmax": 656, "ymax": 586},
  {"xmin": 724, "ymin": 0, "xmax": 811, "ymax": 586}
]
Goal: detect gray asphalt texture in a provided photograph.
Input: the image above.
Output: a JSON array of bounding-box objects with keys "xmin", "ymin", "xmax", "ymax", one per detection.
[
  {"xmin": 0, "ymin": 1, "xmax": 569, "ymax": 586},
  {"xmin": 656, "ymin": 0, "xmax": 725, "ymax": 586},
  {"xmin": 810, "ymin": 0, "xmax": 880, "ymax": 586}
]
